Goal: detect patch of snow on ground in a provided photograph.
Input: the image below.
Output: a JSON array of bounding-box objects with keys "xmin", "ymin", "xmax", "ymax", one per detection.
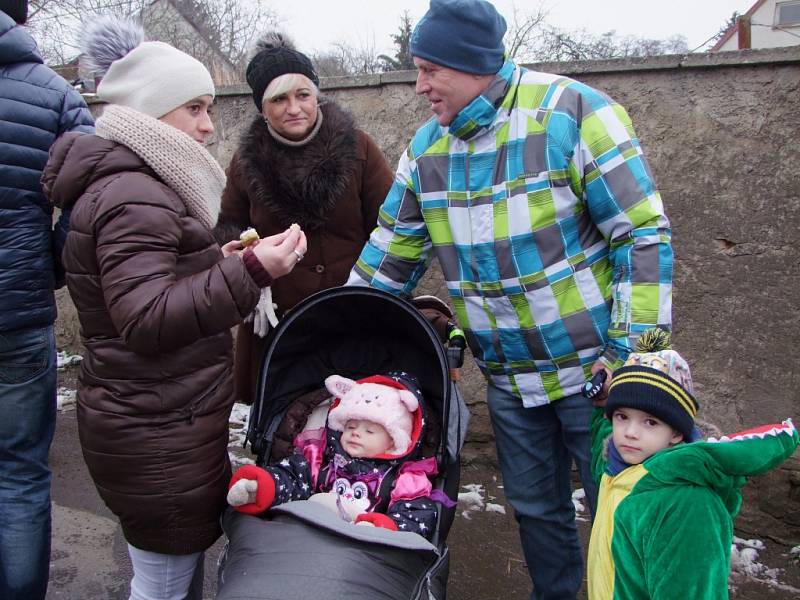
[
  {"xmin": 458, "ymin": 483, "xmax": 485, "ymax": 519},
  {"xmin": 572, "ymin": 487, "xmax": 588, "ymax": 522},
  {"xmin": 56, "ymin": 351, "xmax": 82, "ymax": 370},
  {"xmin": 729, "ymin": 537, "xmax": 800, "ymax": 593},
  {"xmin": 228, "ymin": 403, "xmax": 250, "ymax": 447},
  {"xmin": 485, "ymin": 503, "xmax": 506, "ymax": 514},
  {"xmin": 229, "ymin": 452, "xmax": 256, "ymax": 469},
  {"xmin": 57, "ymin": 387, "xmax": 76, "ymax": 411},
  {"xmin": 228, "ymin": 403, "xmax": 256, "ymax": 469}
]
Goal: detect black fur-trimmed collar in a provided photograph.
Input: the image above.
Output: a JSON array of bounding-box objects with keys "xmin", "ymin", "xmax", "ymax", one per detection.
[{"xmin": 236, "ymin": 100, "xmax": 358, "ymax": 230}]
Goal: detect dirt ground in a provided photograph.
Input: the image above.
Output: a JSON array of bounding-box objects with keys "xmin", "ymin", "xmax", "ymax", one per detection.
[
  {"xmin": 48, "ymin": 364, "xmax": 799, "ymax": 599},
  {"xmin": 446, "ymin": 464, "xmax": 800, "ymax": 600}
]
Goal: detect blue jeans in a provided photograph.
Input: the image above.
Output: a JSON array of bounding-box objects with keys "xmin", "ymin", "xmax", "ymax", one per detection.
[
  {"xmin": 127, "ymin": 545, "xmax": 204, "ymax": 600},
  {"xmin": 0, "ymin": 325, "xmax": 57, "ymax": 600},
  {"xmin": 487, "ymin": 386, "xmax": 598, "ymax": 600}
]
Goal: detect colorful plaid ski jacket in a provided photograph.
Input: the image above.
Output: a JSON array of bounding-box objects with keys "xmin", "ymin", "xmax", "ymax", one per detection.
[{"xmin": 349, "ymin": 60, "xmax": 672, "ymax": 405}]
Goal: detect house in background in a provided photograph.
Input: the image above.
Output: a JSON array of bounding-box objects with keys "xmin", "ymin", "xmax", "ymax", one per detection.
[
  {"xmin": 712, "ymin": 0, "xmax": 800, "ymax": 50},
  {"xmin": 51, "ymin": 57, "xmax": 81, "ymax": 89},
  {"xmin": 141, "ymin": 0, "xmax": 241, "ymax": 85},
  {"xmin": 71, "ymin": 0, "xmax": 241, "ymax": 92}
]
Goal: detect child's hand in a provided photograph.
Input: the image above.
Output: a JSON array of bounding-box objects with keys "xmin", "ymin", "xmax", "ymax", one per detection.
[
  {"xmin": 354, "ymin": 513, "xmax": 399, "ymax": 531},
  {"xmin": 227, "ymin": 464, "xmax": 275, "ymax": 515},
  {"xmin": 227, "ymin": 479, "xmax": 258, "ymax": 506},
  {"xmin": 355, "ymin": 520, "xmax": 375, "ymax": 527}
]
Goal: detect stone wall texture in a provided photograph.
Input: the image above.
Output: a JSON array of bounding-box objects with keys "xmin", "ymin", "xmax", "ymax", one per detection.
[{"xmin": 71, "ymin": 47, "xmax": 800, "ymax": 537}]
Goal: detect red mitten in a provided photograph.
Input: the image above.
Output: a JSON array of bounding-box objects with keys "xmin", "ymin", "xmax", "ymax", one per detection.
[
  {"xmin": 227, "ymin": 465, "xmax": 275, "ymax": 515},
  {"xmin": 355, "ymin": 512, "xmax": 399, "ymax": 531}
]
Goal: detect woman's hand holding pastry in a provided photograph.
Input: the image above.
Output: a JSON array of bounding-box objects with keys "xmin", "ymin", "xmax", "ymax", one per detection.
[
  {"xmin": 252, "ymin": 223, "xmax": 307, "ymax": 278},
  {"xmin": 221, "ymin": 239, "xmax": 244, "ymax": 258}
]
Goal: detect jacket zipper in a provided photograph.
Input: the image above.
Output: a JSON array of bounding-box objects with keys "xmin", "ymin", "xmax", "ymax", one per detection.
[
  {"xmin": 411, "ymin": 545, "xmax": 446, "ymax": 600},
  {"xmin": 181, "ymin": 375, "xmax": 225, "ymax": 424}
]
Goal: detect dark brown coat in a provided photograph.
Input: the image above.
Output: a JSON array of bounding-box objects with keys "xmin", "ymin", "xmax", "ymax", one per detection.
[
  {"xmin": 215, "ymin": 101, "xmax": 394, "ymax": 405},
  {"xmin": 43, "ymin": 132, "xmax": 260, "ymax": 554}
]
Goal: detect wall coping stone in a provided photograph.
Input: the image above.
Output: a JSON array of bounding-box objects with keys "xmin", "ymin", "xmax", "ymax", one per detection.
[
  {"xmin": 222, "ymin": 46, "xmax": 800, "ymax": 94},
  {"xmin": 83, "ymin": 47, "xmax": 800, "ymax": 105}
]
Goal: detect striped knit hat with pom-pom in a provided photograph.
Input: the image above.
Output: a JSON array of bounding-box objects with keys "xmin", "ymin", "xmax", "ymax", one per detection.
[{"xmin": 605, "ymin": 328, "xmax": 699, "ymax": 440}]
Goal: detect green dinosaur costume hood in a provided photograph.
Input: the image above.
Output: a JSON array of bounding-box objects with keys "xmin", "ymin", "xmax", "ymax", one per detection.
[{"xmin": 634, "ymin": 419, "xmax": 798, "ymax": 517}]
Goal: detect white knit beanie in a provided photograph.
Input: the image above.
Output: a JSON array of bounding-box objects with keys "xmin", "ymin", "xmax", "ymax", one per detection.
[{"xmin": 82, "ymin": 17, "xmax": 214, "ymax": 118}]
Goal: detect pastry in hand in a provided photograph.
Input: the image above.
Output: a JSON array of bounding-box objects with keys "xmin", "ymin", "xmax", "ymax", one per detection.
[{"xmin": 239, "ymin": 228, "xmax": 260, "ymax": 247}]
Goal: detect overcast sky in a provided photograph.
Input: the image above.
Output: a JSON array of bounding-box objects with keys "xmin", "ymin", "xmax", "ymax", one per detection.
[{"xmin": 274, "ymin": 0, "xmax": 755, "ymax": 56}]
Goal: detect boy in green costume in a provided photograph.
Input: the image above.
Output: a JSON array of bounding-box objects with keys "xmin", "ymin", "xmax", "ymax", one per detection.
[{"xmin": 587, "ymin": 329, "xmax": 798, "ymax": 599}]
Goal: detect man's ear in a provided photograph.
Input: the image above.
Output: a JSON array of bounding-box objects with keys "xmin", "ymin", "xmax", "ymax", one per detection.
[{"xmin": 670, "ymin": 430, "xmax": 685, "ymax": 446}]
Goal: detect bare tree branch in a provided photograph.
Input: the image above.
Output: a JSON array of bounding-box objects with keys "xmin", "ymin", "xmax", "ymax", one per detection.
[
  {"xmin": 311, "ymin": 35, "xmax": 383, "ymax": 77},
  {"xmin": 24, "ymin": 0, "xmax": 279, "ymax": 81},
  {"xmin": 504, "ymin": 1, "xmax": 549, "ymax": 61}
]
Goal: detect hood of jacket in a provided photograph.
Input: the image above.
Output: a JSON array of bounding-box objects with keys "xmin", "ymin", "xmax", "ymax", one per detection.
[
  {"xmin": 42, "ymin": 131, "xmax": 151, "ymax": 212},
  {"xmin": 0, "ymin": 11, "xmax": 40, "ymax": 65},
  {"xmin": 633, "ymin": 419, "xmax": 798, "ymax": 516},
  {"xmin": 236, "ymin": 100, "xmax": 358, "ymax": 229}
]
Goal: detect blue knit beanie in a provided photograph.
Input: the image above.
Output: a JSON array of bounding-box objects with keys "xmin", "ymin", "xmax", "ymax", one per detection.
[{"xmin": 410, "ymin": 0, "xmax": 506, "ymax": 75}]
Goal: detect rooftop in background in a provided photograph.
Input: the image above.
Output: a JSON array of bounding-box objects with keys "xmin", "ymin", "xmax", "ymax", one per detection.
[{"xmin": 712, "ymin": 0, "xmax": 800, "ymax": 50}]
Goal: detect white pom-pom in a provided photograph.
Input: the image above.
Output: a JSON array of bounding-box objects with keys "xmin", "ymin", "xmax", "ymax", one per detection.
[{"xmin": 80, "ymin": 16, "xmax": 145, "ymax": 77}]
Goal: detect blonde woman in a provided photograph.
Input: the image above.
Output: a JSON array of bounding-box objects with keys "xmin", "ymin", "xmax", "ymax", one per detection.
[{"xmin": 215, "ymin": 32, "xmax": 393, "ymax": 406}]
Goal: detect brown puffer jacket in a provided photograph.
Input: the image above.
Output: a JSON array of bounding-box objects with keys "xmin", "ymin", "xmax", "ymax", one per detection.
[
  {"xmin": 42, "ymin": 132, "xmax": 260, "ymax": 555},
  {"xmin": 214, "ymin": 101, "xmax": 394, "ymax": 405}
]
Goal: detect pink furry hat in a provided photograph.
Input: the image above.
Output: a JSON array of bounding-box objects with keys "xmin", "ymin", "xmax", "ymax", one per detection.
[{"xmin": 325, "ymin": 374, "xmax": 420, "ymax": 455}]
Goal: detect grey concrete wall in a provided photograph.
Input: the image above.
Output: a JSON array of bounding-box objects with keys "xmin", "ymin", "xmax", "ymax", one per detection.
[{"xmin": 71, "ymin": 48, "xmax": 800, "ymax": 466}]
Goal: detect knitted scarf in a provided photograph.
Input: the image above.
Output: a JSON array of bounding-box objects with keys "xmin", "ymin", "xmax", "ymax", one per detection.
[{"xmin": 95, "ymin": 104, "xmax": 225, "ymax": 230}]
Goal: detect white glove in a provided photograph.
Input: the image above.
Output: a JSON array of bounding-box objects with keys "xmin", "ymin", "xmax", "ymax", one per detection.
[
  {"xmin": 246, "ymin": 287, "xmax": 279, "ymax": 338},
  {"xmin": 227, "ymin": 479, "xmax": 258, "ymax": 507}
]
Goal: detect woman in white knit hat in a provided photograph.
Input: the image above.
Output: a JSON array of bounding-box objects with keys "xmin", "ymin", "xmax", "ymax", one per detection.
[{"xmin": 41, "ymin": 17, "xmax": 306, "ymax": 600}]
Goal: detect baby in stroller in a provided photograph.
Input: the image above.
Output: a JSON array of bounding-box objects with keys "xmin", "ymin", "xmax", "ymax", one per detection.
[
  {"xmin": 226, "ymin": 371, "xmax": 452, "ymax": 539},
  {"xmin": 216, "ymin": 288, "xmax": 467, "ymax": 599}
]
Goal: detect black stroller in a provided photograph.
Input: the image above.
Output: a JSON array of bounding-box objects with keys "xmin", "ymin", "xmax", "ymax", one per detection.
[{"xmin": 217, "ymin": 287, "xmax": 470, "ymax": 600}]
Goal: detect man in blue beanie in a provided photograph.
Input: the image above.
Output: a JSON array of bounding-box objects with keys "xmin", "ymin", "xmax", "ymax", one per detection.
[
  {"xmin": 0, "ymin": 2, "xmax": 93, "ymax": 598},
  {"xmin": 348, "ymin": 1, "xmax": 673, "ymax": 597}
]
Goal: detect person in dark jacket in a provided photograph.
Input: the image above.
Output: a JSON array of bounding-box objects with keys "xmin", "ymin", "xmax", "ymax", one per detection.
[
  {"xmin": 40, "ymin": 16, "xmax": 306, "ymax": 600},
  {"xmin": 0, "ymin": 2, "xmax": 93, "ymax": 598},
  {"xmin": 214, "ymin": 32, "xmax": 394, "ymax": 406}
]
